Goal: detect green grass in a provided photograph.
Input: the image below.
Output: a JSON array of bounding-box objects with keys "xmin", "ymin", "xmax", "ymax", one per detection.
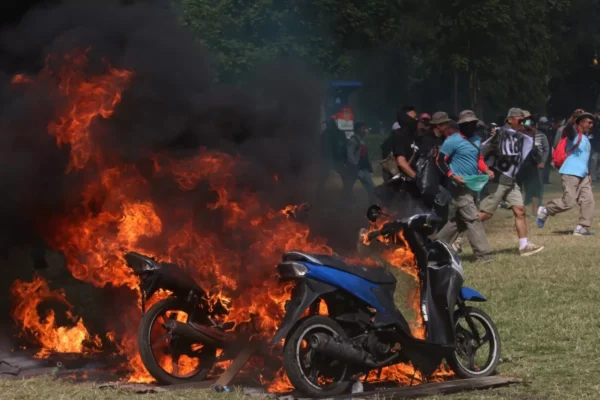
[
  {"xmin": 0, "ymin": 378, "xmax": 249, "ymax": 399},
  {"xmin": 3, "ymin": 176, "xmax": 600, "ymax": 399}
]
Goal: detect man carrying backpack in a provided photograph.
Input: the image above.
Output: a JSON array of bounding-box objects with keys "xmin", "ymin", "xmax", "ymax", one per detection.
[
  {"xmin": 537, "ymin": 111, "xmax": 595, "ymax": 236},
  {"xmin": 479, "ymin": 108, "xmax": 544, "ymax": 256}
]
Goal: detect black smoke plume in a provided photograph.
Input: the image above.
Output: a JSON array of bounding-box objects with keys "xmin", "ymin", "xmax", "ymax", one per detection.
[{"xmin": 0, "ymin": 0, "xmax": 343, "ymax": 250}]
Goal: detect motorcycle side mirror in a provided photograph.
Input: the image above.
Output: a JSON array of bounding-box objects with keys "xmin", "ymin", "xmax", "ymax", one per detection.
[{"xmin": 366, "ymin": 205, "xmax": 384, "ymax": 222}]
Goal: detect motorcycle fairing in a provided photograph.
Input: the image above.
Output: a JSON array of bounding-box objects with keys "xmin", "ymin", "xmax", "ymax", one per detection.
[
  {"xmin": 305, "ymin": 263, "xmax": 386, "ymax": 310},
  {"xmin": 283, "ymin": 252, "xmax": 396, "ymax": 284},
  {"xmin": 420, "ymin": 240, "xmax": 464, "ymax": 345},
  {"xmin": 460, "ymin": 287, "xmax": 486, "ymax": 302},
  {"xmin": 304, "ymin": 262, "xmax": 413, "ymax": 336},
  {"xmin": 270, "ymin": 278, "xmax": 336, "ymax": 345}
]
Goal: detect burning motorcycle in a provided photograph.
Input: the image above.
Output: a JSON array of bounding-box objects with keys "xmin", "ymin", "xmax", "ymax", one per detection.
[
  {"xmin": 270, "ymin": 206, "xmax": 501, "ymax": 397},
  {"xmin": 124, "ymin": 252, "xmax": 236, "ymax": 385}
]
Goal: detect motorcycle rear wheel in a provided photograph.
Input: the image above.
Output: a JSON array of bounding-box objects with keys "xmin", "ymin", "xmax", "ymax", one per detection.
[
  {"xmin": 283, "ymin": 315, "xmax": 352, "ymax": 398},
  {"xmin": 447, "ymin": 306, "xmax": 501, "ymax": 378},
  {"xmin": 138, "ymin": 297, "xmax": 217, "ymax": 385}
]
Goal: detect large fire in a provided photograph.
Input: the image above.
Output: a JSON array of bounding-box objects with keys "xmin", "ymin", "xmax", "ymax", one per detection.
[
  {"xmin": 8, "ymin": 48, "xmax": 450, "ymax": 389},
  {"xmin": 10, "ymin": 274, "xmax": 102, "ymax": 358}
]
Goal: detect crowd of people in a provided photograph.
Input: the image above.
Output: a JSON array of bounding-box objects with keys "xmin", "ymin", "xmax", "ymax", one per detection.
[{"xmin": 318, "ymin": 106, "xmax": 598, "ymax": 263}]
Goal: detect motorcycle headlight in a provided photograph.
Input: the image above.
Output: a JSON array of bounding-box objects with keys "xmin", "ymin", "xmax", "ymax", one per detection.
[{"xmin": 277, "ymin": 261, "xmax": 308, "ymax": 280}]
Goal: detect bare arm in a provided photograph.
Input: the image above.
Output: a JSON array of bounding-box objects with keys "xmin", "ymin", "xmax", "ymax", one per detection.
[{"xmin": 396, "ymin": 156, "xmax": 416, "ymax": 178}]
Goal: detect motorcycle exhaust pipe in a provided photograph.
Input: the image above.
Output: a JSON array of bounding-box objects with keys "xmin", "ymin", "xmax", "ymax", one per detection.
[
  {"xmin": 309, "ymin": 333, "xmax": 377, "ymax": 368},
  {"xmin": 163, "ymin": 320, "xmax": 224, "ymax": 347}
]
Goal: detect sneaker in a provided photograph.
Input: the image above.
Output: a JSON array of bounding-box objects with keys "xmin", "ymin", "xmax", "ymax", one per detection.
[
  {"xmin": 519, "ymin": 243, "xmax": 545, "ymax": 257},
  {"xmin": 452, "ymin": 234, "xmax": 464, "ymax": 254},
  {"xmin": 475, "ymin": 255, "xmax": 492, "ymax": 264},
  {"xmin": 536, "ymin": 206, "xmax": 547, "ymax": 228},
  {"xmin": 573, "ymin": 227, "xmax": 595, "ymax": 236}
]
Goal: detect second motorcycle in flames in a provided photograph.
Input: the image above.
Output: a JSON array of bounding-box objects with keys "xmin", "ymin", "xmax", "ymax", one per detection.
[{"xmin": 125, "ymin": 206, "xmax": 501, "ymax": 396}]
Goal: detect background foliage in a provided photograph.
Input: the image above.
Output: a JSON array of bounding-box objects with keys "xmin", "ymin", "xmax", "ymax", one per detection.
[{"xmin": 177, "ymin": 0, "xmax": 600, "ymax": 124}]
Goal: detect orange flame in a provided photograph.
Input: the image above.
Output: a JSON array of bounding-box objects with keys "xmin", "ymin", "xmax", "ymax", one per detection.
[
  {"xmin": 11, "ymin": 74, "xmax": 33, "ymax": 84},
  {"xmin": 10, "ymin": 274, "xmax": 102, "ymax": 357},
  {"xmin": 7, "ymin": 48, "xmax": 451, "ymax": 388},
  {"xmin": 45, "ymin": 48, "xmax": 133, "ymax": 171}
]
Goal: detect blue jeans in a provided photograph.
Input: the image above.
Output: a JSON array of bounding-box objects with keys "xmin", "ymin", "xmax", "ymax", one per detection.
[{"xmin": 357, "ymin": 169, "xmax": 376, "ymax": 202}]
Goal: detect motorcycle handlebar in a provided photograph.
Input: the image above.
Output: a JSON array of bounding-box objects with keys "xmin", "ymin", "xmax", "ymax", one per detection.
[{"xmin": 365, "ymin": 214, "xmax": 444, "ymax": 242}]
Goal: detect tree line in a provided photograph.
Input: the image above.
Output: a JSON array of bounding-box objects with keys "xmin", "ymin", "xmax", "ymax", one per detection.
[{"xmin": 175, "ymin": 0, "xmax": 600, "ymax": 124}]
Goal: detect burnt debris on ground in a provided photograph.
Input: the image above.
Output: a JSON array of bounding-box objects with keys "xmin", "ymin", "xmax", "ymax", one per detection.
[{"xmin": 0, "ymin": 348, "xmax": 522, "ymax": 399}]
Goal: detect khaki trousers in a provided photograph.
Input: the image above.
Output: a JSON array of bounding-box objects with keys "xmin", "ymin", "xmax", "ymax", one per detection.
[
  {"xmin": 546, "ymin": 175, "xmax": 595, "ymax": 227},
  {"xmin": 438, "ymin": 187, "xmax": 492, "ymax": 257}
]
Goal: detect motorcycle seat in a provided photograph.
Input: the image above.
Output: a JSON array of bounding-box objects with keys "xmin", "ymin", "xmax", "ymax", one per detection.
[
  {"xmin": 283, "ymin": 252, "xmax": 396, "ymax": 284},
  {"xmin": 125, "ymin": 252, "xmax": 205, "ymax": 294}
]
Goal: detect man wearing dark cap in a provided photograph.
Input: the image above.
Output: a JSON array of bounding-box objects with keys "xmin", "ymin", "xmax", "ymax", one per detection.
[
  {"xmin": 537, "ymin": 111, "xmax": 595, "ymax": 235},
  {"xmin": 479, "ymin": 108, "xmax": 544, "ymax": 256},
  {"xmin": 419, "ymin": 111, "xmax": 450, "ymax": 155},
  {"xmin": 436, "ymin": 110, "xmax": 493, "ymax": 263}
]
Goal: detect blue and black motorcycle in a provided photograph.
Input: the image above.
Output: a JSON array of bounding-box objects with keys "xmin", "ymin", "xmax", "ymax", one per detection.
[{"xmin": 271, "ymin": 207, "xmax": 501, "ymax": 397}]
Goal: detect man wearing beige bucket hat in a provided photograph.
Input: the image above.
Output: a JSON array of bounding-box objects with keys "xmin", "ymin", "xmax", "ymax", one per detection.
[{"xmin": 436, "ymin": 110, "xmax": 494, "ymax": 263}]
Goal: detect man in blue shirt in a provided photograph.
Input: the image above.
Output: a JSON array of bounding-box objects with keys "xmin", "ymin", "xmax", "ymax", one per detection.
[
  {"xmin": 436, "ymin": 110, "xmax": 494, "ymax": 263},
  {"xmin": 537, "ymin": 111, "xmax": 595, "ymax": 235}
]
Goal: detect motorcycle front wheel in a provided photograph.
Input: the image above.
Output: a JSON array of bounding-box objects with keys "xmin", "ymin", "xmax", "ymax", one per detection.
[
  {"xmin": 138, "ymin": 297, "xmax": 217, "ymax": 385},
  {"xmin": 283, "ymin": 315, "xmax": 351, "ymax": 397},
  {"xmin": 447, "ymin": 306, "xmax": 501, "ymax": 378}
]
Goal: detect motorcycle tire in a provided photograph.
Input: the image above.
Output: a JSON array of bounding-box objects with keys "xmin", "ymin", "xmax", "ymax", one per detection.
[
  {"xmin": 447, "ymin": 306, "xmax": 501, "ymax": 379},
  {"xmin": 283, "ymin": 315, "xmax": 352, "ymax": 398},
  {"xmin": 138, "ymin": 297, "xmax": 216, "ymax": 385}
]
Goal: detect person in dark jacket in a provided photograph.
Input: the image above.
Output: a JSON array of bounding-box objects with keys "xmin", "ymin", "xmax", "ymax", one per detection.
[
  {"xmin": 374, "ymin": 106, "xmax": 430, "ymax": 217},
  {"xmin": 518, "ymin": 112, "xmax": 550, "ymax": 216},
  {"xmin": 392, "ymin": 107, "xmax": 420, "ymax": 178},
  {"xmin": 315, "ymin": 117, "xmax": 348, "ymax": 202},
  {"xmin": 381, "ymin": 122, "xmax": 401, "ymax": 159},
  {"xmin": 380, "ymin": 106, "xmax": 418, "ymax": 182}
]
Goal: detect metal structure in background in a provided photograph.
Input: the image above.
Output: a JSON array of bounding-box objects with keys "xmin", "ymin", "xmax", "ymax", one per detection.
[{"xmin": 326, "ymin": 81, "xmax": 362, "ymax": 138}]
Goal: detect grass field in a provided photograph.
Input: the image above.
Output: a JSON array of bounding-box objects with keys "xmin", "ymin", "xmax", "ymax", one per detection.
[{"xmin": 2, "ymin": 177, "xmax": 600, "ymax": 399}]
